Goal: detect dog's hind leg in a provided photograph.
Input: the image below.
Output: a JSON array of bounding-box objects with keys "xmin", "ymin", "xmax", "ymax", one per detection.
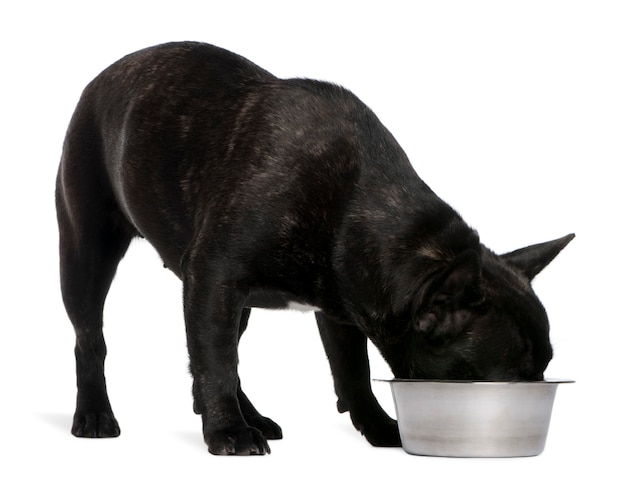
[{"xmin": 56, "ymin": 119, "xmax": 136, "ymax": 438}]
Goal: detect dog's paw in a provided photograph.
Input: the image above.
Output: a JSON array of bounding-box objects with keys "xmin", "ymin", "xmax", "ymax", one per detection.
[
  {"xmin": 362, "ymin": 418, "xmax": 401, "ymax": 447},
  {"xmin": 245, "ymin": 414, "xmax": 283, "ymax": 440},
  {"xmin": 72, "ymin": 412, "xmax": 120, "ymax": 438},
  {"xmin": 206, "ymin": 426, "xmax": 270, "ymax": 455}
]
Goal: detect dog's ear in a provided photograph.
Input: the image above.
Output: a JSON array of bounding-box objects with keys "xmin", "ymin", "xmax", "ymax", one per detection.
[
  {"xmin": 413, "ymin": 250, "xmax": 482, "ymax": 337},
  {"xmin": 501, "ymin": 233, "xmax": 575, "ymax": 280},
  {"xmin": 431, "ymin": 249, "xmax": 482, "ymax": 304}
]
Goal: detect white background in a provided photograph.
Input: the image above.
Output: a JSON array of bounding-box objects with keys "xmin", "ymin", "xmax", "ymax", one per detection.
[{"xmin": 1, "ymin": 1, "xmax": 624, "ymax": 478}]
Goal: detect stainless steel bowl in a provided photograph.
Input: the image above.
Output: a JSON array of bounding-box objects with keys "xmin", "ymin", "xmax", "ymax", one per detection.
[{"xmin": 382, "ymin": 379, "xmax": 573, "ymax": 457}]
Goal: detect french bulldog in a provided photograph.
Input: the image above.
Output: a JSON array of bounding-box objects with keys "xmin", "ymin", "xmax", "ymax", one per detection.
[{"xmin": 56, "ymin": 42, "xmax": 574, "ymax": 455}]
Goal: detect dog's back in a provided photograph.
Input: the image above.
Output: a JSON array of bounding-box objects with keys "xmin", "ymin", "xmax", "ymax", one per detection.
[{"xmin": 57, "ymin": 41, "xmax": 419, "ymax": 306}]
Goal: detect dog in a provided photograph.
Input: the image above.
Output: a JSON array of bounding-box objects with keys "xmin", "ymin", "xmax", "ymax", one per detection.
[{"xmin": 56, "ymin": 42, "xmax": 574, "ymax": 455}]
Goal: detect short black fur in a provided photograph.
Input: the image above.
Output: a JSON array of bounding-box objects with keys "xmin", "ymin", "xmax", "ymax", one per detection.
[{"xmin": 56, "ymin": 42, "xmax": 574, "ymax": 455}]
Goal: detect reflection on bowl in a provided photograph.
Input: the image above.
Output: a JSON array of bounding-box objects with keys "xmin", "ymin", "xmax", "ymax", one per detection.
[{"xmin": 381, "ymin": 379, "xmax": 573, "ymax": 458}]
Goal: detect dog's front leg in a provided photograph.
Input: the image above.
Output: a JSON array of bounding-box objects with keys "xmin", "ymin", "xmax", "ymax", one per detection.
[
  {"xmin": 182, "ymin": 252, "xmax": 270, "ymax": 455},
  {"xmin": 316, "ymin": 312, "xmax": 400, "ymax": 447}
]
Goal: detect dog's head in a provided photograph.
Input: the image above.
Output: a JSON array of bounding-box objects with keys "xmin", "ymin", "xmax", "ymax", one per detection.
[{"xmin": 380, "ymin": 234, "xmax": 574, "ymax": 381}]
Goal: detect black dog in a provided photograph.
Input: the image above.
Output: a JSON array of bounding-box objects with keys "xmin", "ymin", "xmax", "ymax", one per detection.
[{"xmin": 56, "ymin": 42, "xmax": 573, "ymax": 455}]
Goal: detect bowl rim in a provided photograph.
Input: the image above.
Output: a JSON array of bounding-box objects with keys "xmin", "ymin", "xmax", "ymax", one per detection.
[{"xmin": 375, "ymin": 378, "xmax": 575, "ymax": 385}]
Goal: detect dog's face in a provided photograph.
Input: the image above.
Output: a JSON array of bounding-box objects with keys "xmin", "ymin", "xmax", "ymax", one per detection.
[
  {"xmin": 409, "ymin": 258, "xmax": 553, "ymax": 381},
  {"xmin": 379, "ymin": 235, "xmax": 573, "ymax": 381}
]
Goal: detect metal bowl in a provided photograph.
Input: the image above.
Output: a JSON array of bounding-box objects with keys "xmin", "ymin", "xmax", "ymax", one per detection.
[{"xmin": 382, "ymin": 379, "xmax": 573, "ymax": 457}]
